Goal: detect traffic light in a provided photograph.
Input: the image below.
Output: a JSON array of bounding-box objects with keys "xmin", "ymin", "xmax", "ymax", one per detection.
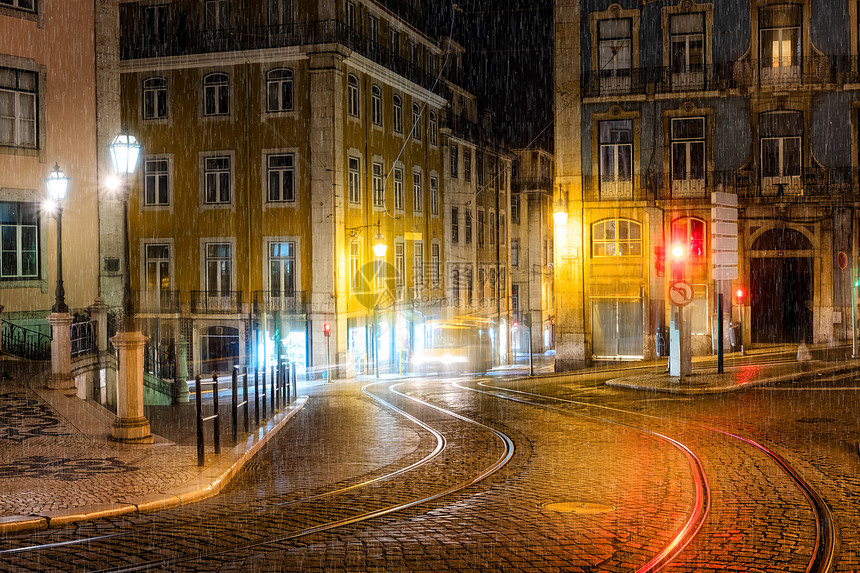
[
  {"xmin": 512, "ymin": 321, "xmax": 519, "ymax": 331},
  {"xmin": 669, "ymin": 243, "xmax": 686, "ymax": 280},
  {"xmin": 323, "ymin": 323, "xmax": 331, "ymax": 337},
  {"xmin": 654, "ymin": 245, "xmax": 665, "ymax": 277},
  {"xmin": 735, "ymin": 287, "xmax": 745, "ymax": 302}
]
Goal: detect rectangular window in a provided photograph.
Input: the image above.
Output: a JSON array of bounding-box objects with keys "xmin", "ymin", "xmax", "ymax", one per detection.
[
  {"xmin": 670, "ymin": 13, "xmax": 705, "ymax": 90},
  {"xmin": 145, "ymin": 243, "xmax": 170, "ymax": 293},
  {"xmin": 268, "ymin": 0, "xmax": 292, "ymax": 27},
  {"xmin": 599, "ymin": 119, "xmax": 633, "ymax": 196},
  {"xmin": 759, "ymin": 5, "xmax": 801, "ymax": 85},
  {"xmin": 204, "ymin": 155, "xmax": 231, "ymax": 204},
  {"xmin": 760, "ymin": 110, "xmax": 802, "ymax": 179},
  {"xmin": 368, "ymin": 14, "xmax": 379, "ymax": 42},
  {"xmin": 348, "ymin": 157, "xmax": 361, "ymax": 204},
  {"xmin": 0, "ymin": 202, "xmax": 38, "ymax": 279},
  {"xmin": 465, "ymin": 208, "xmax": 472, "ymax": 243},
  {"xmin": 671, "ymin": 117, "xmax": 706, "ymax": 183},
  {"xmin": 205, "ymin": 242, "xmax": 232, "ymax": 295},
  {"xmin": 449, "ymin": 143, "xmax": 458, "ymax": 178},
  {"xmin": 204, "ymin": 0, "xmax": 229, "ymax": 31},
  {"xmin": 489, "ymin": 211, "xmax": 496, "ymax": 245},
  {"xmin": 431, "ymin": 243, "xmax": 440, "ymax": 286},
  {"xmin": 500, "ymin": 213, "xmax": 506, "ymax": 245},
  {"xmin": 476, "ymin": 152, "xmax": 484, "ymax": 185},
  {"xmin": 349, "ymin": 242, "xmax": 360, "ymax": 291},
  {"xmin": 266, "ymin": 68, "xmax": 293, "ymax": 112},
  {"xmin": 0, "ymin": 0, "xmax": 36, "ymax": 13},
  {"xmin": 389, "ymin": 29, "xmax": 399, "ymax": 53},
  {"xmin": 413, "ymin": 241, "xmax": 424, "ymax": 286},
  {"xmin": 409, "ymin": 41, "xmax": 418, "ymax": 64},
  {"xmin": 412, "ymin": 172, "xmax": 423, "ymax": 212},
  {"xmin": 393, "ymin": 96, "xmax": 403, "ymax": 134},
  {"xmin": 345, "ymin": 0, "xmax": 355, "ymax": 28},
  {"xmin": 511, "ymin": 239, "xmax": 519, "ymax": 267},
  {"xmin": 267, "ymin": 153, "xmax": 295, "ymax": 202},
  {"xmin": 347, "ymin": 75, "xmax": 359, "ymax": 118},
  {"xmin": 395, "ymin": 242, "xmax": 405, "ymax": 287},
  {"xmin": 268, "ymin": 241, "xmax": 295, "ymax": 296},
  {"xmin": 144, "ymin": 158, "xmax": 170, "ymax": 206},
  {"xmin": 512, "ymin": 284, "xmax": 519, "ymax": 318},
  {"xmin": 0, "ymin": 67, "xmax": 37, "ymax": 148},
  {"xmin": 393, "ymin": 167, "xmax": 404, "ymax": 211},
  {"xmin": 511, "ymin": 194, "xmax": 520, "ymax": 224},
  {"xmin": 464, "ymin": 150, "xmax": 471, "ymax": 181},
  {"xmin": 430, "ymin": 175, "xmax": 439, "ymax": 215},
  {"xmin": 451, "ymin": 206, "xmax": 459, "ymax": 243},
  {"xmin": 372, "ymin": 161, "xmax": 384, "ymax": 207},
  {"xmin": 477, "ymin": 210, "xmax": 485, "ymax": 247},
  {"xmin": 598, "ymin": 18, "xmax": 632, "ymax": 94},
  {"xmin": 412, "ymin": 104, "xmax": 421, "ymax": 141},
  {"xmin": 142, "ymin": 77, "xmax": 167, "ymax": 120},
  {"xmin": 371, "ymin": 85, "xmax": 382, "ymax": 126}
]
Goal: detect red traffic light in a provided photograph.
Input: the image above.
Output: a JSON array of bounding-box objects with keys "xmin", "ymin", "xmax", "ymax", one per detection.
[
  {"xmin": 512, "ymin": 321, "xmax": 519, "ymax": 329},
  {"xmin": 670, "ymin": 244, "xmax": 686, "ymax": 260},
  {"xmin": 735, "ymin": 288, "xmax": 745, "ymax": 301},
  {"xmin": 323, "ymin": 323, "xmax": 331, "ymax": 337}
]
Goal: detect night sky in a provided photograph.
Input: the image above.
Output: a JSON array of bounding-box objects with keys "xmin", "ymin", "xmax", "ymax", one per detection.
[{"xmin": 427, "ymin": 0, "xmax": 554, "ymax": 150}]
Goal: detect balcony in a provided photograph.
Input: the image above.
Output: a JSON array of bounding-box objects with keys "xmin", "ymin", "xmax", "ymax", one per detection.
[
  {"xmin": 134, "ymin": 290, "xmax": 181, "ymax": 314},
  {"xmin": 444, "ymin": 113, "xmax": 481, "ymax": 140},
  {"xmin": 582, "ymin": 167, "xmax": 855, "ymax": 202},
  {"xmin": 253, "ymin": 291, "xmax": 307, "ymax": 315},
  {"xmin": 121, "ymin": 20, "xmax": 449, "ymax": 99},
  {"xmin": 190, "ymin": 290, "xmax": 242, "ymax": 314},
  {"xmin": 581, "ymin": 56, "xmax": 860, "ymax": 99},
  {"xmin": 512, "ymin": 176, "xmax": 553, "ymax": 193}
]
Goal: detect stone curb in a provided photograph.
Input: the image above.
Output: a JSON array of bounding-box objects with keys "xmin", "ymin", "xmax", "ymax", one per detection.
[
  {"xmin": 0, "ymin": 395, "xmax": 307, "ymax": 534},
  {"xmin": 605, "ymin": 361, "xmax": 852, "ymax": 395}
]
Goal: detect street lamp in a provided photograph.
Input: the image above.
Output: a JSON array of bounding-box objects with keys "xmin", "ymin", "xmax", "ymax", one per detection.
[
  {"xmin": 45, "ymin": 164, "xmax": 69, "ymax": 313},
  {"xmin": 372, "ymin": 220, "xmax": 387, "ymax": 258},
  {"xmin": 108, "ymin": 130, "xmax": 141, "ymax": 332},
  {"xmin": 44, "ymin": 165, "xmax": 76, "ymax": 395},
  {"xmin": 108, "ymin": 129, "xmax": 150, "ymax": 443}
]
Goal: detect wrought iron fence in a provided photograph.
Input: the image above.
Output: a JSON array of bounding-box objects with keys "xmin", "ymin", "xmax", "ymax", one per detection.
[
  {"xmin": 135, "ymin": 290, "xmax": 181, "ymax": 314},
  {"xmin": 1, "ymin": 320, "xmax": 50, "ymax": 361},
  {"xmin": 253, "ymin": 291, "xmax": 307, "ymax": 314},
  {"xmin": 191, "ymin": 291, "xmax": 243, "ymax": 314},
  {"xmin": 70, "ymin": 320, "xmax": 97, "ymax": 358}
]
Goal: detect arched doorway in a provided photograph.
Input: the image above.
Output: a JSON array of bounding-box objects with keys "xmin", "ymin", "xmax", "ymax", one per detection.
[{"xmin": 749, "ymin": 228, "xmax": 813, "ymax": 344}]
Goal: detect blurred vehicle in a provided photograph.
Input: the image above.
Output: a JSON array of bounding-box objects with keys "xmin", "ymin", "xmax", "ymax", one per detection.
[{"xmin": 411, "ymin": 319, "xmax": 493, "ymax": 374}]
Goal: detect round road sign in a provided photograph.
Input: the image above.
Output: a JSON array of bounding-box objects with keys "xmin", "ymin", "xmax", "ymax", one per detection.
[{"xmin": 669, "ymin": 281, "xmax": 694, "ymax": 307}]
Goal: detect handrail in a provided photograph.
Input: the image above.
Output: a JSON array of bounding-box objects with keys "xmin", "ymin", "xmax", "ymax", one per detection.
[{"xmin": 1, "ymin": 320, "xmax": 50, "ymax": 361}]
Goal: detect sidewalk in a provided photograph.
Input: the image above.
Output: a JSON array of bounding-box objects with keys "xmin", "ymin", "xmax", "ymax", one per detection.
[
  {"xmin": 0, "ymin": 358, "xmax": 305, "ymax": 534},
  {"xmin": 604, "ymin": 343, "xmax": 859, "ymax": 394}
]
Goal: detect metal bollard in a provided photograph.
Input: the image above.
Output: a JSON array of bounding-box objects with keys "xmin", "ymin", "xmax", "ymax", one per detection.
[
  {"xmin": 292, "ymin": 362, "xmax": 297, "ymax": 403},
  {"xmin": 254, "ymin": 368, "xmax": 260, "ymax": 426},
  {"xmin": 272, "ymin": 365, "xmax": 278, "ymax": 410},
  {"xmin": 243, "ymin": 370, "xmax": 249, "ymax": 433},
  {"xmin": 196, "ymin": 374, "xmax": 204, "ymax": 467},
  {"xmin": 212, "ymin": 374, "xmax": 221, "ymax": 455},
  {"xmin": 231, "ymin": 367, "xmax": 238, "ymax": 443},
  {"xmin": 281, "ymin": 361, "xmax": 288, "ymax": 405},
  {"xmin": 261, "ymin": 368, "xmax": 267, "ymax": 419}
]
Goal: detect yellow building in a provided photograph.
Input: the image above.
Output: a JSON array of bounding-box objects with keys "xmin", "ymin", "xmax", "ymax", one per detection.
[{"xmin": 116, "ymin": 0, "xmax": 452, "ymax": 377}]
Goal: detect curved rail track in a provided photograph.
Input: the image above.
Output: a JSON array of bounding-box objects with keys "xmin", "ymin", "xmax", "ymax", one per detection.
[
  {"xmin": 0, "ymin": 382, "xmax": 514, "ymax": 572},
  {"xmin": 461, "ymin": 375, "xmax": 837, "ymax": 573}
]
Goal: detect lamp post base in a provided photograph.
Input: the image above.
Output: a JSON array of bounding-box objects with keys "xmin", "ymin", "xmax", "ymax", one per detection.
[
  {"xmin": 110, "ymin": 330, "xmax": 152, "ymax": 443},
  {"xmin": 47, "ymin": 312, "xmax": 76, "ymax": 396}
]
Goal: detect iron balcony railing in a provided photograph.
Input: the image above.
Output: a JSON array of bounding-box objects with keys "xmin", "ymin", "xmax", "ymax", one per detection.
[
  {"xmin": 582, "ymin": 56, "xmax": 860, "ymax": 98},
  {"xmin": 121, "ymin": 20, "xmax": 449, "ymax": 99},
  {"xmin": 253, "ymin": 291, "xmax": 307, "ymax": 315},
  {"xmin": 582, "ymin": 167, "xmax": 858, "ymax": 202},
  {"xmin": 444, "ymin": 113, "xmax": 481, "ymax": 140},
  {"xmin": 512, "ymin": 176, "xmax": 553, "ymax": 193},
  {"xmin": 1, "ymin": 320, "xmax": 50, "ymax": 361},
  {"xmin": 191, "ymin": 291, "xmax": 243, "ymax": 314},
  {"xmin": 70, "ymin": 320, "xmax": 97, "ymax": 358},
  {"xmin": 134, "ymin": 290, "xmax": 181, "ymax": 314}
]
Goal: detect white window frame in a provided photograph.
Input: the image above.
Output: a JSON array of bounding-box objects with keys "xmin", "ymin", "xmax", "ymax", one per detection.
[
  {"xmin": 412, "ymin": 170, "xmax": 423, "ymax": 213},
  {"xmin": 200, "ymin": 237, "xmax": 236, "ymax": 296},
  {"xmin": 429, "ymin": 174, "xmax": 439, "ymax": 216},
  {"xmin": 0, "ymin": 201, "xmax": 39, "ymax": 280},
  {"xmin": 464, "ymin": 149, "xmax": 471, "ymax": 182},
  {"xmin": 142, "ymin": 76, "xmax": 168, "ymax": 120},
  {"xmin": 371, "ymin": 84, "xmax": 382, "ymax": 126},
  {"xmin": 0, "ymin": 67, "xmax": 37, "ymax": 148},
  {"xmin": 449, "ymin": 143, "xmax": 458, "ymax": 178},
  {"xmin": 347, "ymin": 73, "xmax": 360, "ymax": 118},
  {"xmin": 266, "ymin": 152, "xmax": 295, "ymax": 203},
  {"xmin": 348, "ymin": 156, "xmax": 362, "ymax": 204},
  {"xmin": 394, "ymin": 240, "xmax": 405, "ymax": 288},
  {"xmin": 141, "ymin": 240, "xmax": 174, "ymax": 297},
  {"xmin": 372, "ymin": 161, "xmax": 384, "ymax": 209},
  {"xmin": 413, "ymin": 240, "xmax": 424, "ymax": 287},
  {"xmin": 411, "ymin": 102, "xmax": 421, "ymax": 141},
  {"xmin": 143, "ymin": 155, "xmax": 171, "ymax": 208},
  {"xmin": 430, "ymin": 241, "xmax": 440, "ymax": 286},
  {"xmin": 511, "ymin": 239, "xmax": 519, "ymax": 267},
  {"xmin": 203, "ymin": 72, "xmax": 230, "ymax": 117},
  {"xmin": 266, "ymin": 68, "xmax": 294, "ymax": 113},
  {"xmin": 264, "ymin": 236, "xmax": 299, "ymax": 297},
  {"xmin": 199, "ymin": 151, "xmax": 234, "ymax": 209},
  {"xmin": 393, "ymin": 166, "xmax": 404, "ymax": 212},
  {"xmin": 451, "ymin": 206, "xmax": 459, "ymax": 243},
  {"xmin": 393, "ymin": 94, "xmax": 403, "ymax": 134},
  {"xmin": 0, "ymin": 0, "xmax": 37, "ymax": 13},
  {"xmin": 428, "ymin": 110, "xmax": 437, "ymax": 146},
  {"xmin": 349, "ymin": 242, "xmax": 360, "ymax": 291}
]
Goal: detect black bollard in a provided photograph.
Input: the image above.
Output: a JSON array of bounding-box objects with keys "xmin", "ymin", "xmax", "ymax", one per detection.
[
  {"xmin": 196, "ymin": 374, "xmax": 204, "ymax": 467},
  {"xmin": 212, "ymin": 374, "xmax": 221, "ymax": 455}
]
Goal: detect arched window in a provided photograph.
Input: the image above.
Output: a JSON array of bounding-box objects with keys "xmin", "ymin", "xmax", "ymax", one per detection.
[
  {"xmin": 671, "ymin": 217, "xmax": 706, "ymax": 258},
  {"xmin": 347, "ymin": 74, "xmax": 359, "ymax": 117},
  {"xmin": 266, "ymin": 68, "xmax": 293, "ymax": 112},
  {"xmin": 392, "ymin": 94, "xmax": 403, "ymax": 133},
  {"xmin": 428, "ymin": 110, "xmax": 437, "ymax": 145},
  {"xmin": 591, "ymin": 218, "xmax": 642, "ymax": 257},
  {"xmin": 412, "ymin": 103, "xmax": 421, "ymax": 140},
  {"xmin": 143, "ymin": 77, "xmax": 168, "ymax": 119},
  {"xmin": 203, "ymin": 72, "xmax": 229, "ymax": 116},
  {"xmin": 371, "ymin": 84, "xmax": 382, "ymax": 126}
]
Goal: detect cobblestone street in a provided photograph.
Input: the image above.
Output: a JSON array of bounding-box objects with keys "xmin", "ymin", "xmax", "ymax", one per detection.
[{"xmin": 2, "ymin": 351, "xmax": 859, "ymax": 572}]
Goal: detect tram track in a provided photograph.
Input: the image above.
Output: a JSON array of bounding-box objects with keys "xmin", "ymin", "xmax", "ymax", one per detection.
[
  {"xmin": 462, "ymin": 377, "xmax": 837, "ymax": 573},
  {"xmin": 0, "ymin": 382, "xmax": 514, "ymax": 572}
]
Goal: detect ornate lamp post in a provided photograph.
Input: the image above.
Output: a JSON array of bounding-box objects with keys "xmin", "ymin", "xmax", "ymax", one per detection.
[
  {"xmin": 108, "ymin": 130, "xmax": 151, "ymax": 442},
  {"xmin": 45, "ymin": 165, "xmax": 75, "ymax": 395}
]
